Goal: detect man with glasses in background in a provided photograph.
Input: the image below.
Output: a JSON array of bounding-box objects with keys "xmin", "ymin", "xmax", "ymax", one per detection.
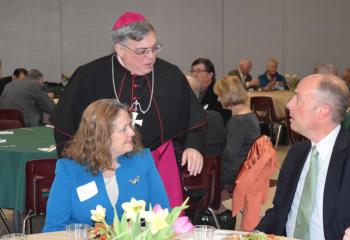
[
  {"xmin": 52, "ymin": 11, "xmax": 206, "ymax": 208},
  {"xmin": 190, "ymin": 58, "xmax": 231, "ymax": 124}
]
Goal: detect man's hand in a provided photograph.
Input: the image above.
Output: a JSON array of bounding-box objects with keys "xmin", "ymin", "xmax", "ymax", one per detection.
[
  {"xmin": 343, "ymin": 227, "xmax": 350, "ymax": 240},
  {"xmin": 181, "ymin": 148, "xmax": 203, "ymax": 176}
]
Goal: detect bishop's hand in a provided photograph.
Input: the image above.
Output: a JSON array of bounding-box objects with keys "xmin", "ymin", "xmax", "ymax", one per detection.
[{"xmin": 181, "ymin": 148, "xmax": 203, "ymax": 176}]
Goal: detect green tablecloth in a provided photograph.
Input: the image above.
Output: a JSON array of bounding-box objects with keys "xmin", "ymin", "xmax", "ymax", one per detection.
[{"xmin": 0, "ymin": 126, "xmax": 56, "ymax": 212}]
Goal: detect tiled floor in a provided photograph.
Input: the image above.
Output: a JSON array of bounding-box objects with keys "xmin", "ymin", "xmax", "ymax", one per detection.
[{"xmin": 0, "ymin": 145, "xmax": 290, "ymax": 236}]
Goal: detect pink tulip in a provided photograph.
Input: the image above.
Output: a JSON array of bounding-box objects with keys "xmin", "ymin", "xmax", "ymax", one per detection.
[
  {"xmin": 153, "ymin": 204, "xmax": 163, "ymax": 213},
  {"xmin": 172, "ymin": 216, "xmax": 193, "ymax": 234}
]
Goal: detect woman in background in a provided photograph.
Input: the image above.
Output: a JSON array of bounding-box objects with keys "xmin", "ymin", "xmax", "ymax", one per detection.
[
  {"xmin": 43, "ymin": 99, "xmax": 169, "ymax": 232},
  {"xmin": 213, "ymin": 76, "xmax": 260, "ymax": 229}
]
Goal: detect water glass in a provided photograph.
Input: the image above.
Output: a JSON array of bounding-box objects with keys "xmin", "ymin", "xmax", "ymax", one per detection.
[
  {"xmin": 192, "ymin": 225, "xmax": 215, "ymax": 240},
  {"xmin": 65, "ymin": 223, "xmax": 90, "ymax": 240},
  {"xmin": 0, "ymin": 233, "xmax": 27, "ymax": 240}
]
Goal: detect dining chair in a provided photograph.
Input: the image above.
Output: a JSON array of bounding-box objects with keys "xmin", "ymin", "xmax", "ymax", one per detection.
[
  {"xmin": 250, "ymin": 96, "xmax": 285, "ymax": 149},
  {"xmin": 285, "ymin": 108, "xmax": 306, "ymax": 144},
  {"xmin": 23, "ymin": 158, "xmax": 57, "ymax": 234},
  {"xmin": 182, "ymin": 155, "xmax": 221, "ymax": 229},
  {"xmin": 0, "ymin": 120, "xmax": 23, "ymax": 130},
  {"xmin": 231, "ymin": 135, "xmax": 278, "ymax": 231},
  {"xmin": 0, "ymin": 109, "xmax": 25, "ymax": 127}
]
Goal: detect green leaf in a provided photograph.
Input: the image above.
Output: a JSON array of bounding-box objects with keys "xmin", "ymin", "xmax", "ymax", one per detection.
[
  {"xmin": 166, "ymin": 197, "xmax": 189, "ymax": 225},
  {"xmin": 113, "ymin": 206, "xmax": 120, "ymax": 235}
]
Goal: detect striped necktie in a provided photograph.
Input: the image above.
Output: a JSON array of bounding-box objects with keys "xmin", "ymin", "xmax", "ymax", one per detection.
[{"xmin": 294, "ymin": 145, "xmax": 319, "ymax": 240}]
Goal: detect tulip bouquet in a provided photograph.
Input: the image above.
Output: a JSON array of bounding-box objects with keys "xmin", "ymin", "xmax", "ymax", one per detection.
[{"xmin": 89, "ymin": 198, "xmax": 193, "ymax": 240}]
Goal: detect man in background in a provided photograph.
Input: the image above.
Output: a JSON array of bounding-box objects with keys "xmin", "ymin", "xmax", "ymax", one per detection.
[
  {"xmin": 257, "ymin": 74, "xmax": 350, "ymax": 239},
  {"xmin": 258, "ymin": 58, "xmax": 288, "ymax": 91},
  {"xmin": 186, "ymin": 75, "xmax": 224, "ymax": 156},
  {"xmin": 190, "ymin": 58, "xmax": 231, "ymax": 124},
  {"xmin": 0, "ymin": 68, "xmax": 27, "ymax": 96},
  {"xmin": 0, "ymin": 69, "xmax": 55, "ymax": 126},
  {"xmin": 228, "ymin": 58, "xmax": 259, "ymax": 90},
  {"xmin": 341, "ymin": 67, "xmax": 350, "ymax": 89}
]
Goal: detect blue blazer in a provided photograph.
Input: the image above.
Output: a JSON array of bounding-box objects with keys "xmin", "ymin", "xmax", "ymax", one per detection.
[{"xmin": 43, "ymin": 149, "xmax": 170, "ymax": 232}]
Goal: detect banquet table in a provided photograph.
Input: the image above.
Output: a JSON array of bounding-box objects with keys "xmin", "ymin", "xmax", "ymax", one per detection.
[
  {"xmin": 248, "ymin": 90, "xmax": 294, "ymax": 118},
  {"xmin": 0, "ymin": 126, "xmax": 56, "ymax": 232},
  {"xmin": 25, "ymin": 230, "xmax": 297, "ymax": 239}
]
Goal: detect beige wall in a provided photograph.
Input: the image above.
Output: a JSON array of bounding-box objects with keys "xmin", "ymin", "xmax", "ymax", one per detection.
[{"xmin": 0, "ymin": 0, "xmax": 349, "ymax": 82}]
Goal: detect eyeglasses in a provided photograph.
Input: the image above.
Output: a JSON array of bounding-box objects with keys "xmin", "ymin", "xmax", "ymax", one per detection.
[
  {"xmin": 120, "ymin": 41, "xmax": 163, "ymax": 56},
  {"xmin": 190, "ymin": 69, "xmax": 208, "ymax": 74}
]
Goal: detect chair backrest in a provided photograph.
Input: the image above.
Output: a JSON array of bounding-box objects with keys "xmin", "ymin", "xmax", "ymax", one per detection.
[
  {"xmin": 0, "ymin": 109, "xmax": 25, "ymax": 126},
  {"xmin": 250, "ymin": 96, "xmax": 283, "ymax": 123},
  {"xmin": 182, "ymin": 155, "xmax": 221, "ymax": 210},
  {"xmin": 285, "ymin": 108, "xmax": 305, "ymax": 144},
  {"xmin": 25, "ymin": 158, "xmax": 57, "ymax": 214},
  {"xmin": 232, "ymin": 135, "xmax": 277, "ymax": 231},
  {"xmin": 0, "ymin": 119, "xmax": 23, "ymax": 130}
]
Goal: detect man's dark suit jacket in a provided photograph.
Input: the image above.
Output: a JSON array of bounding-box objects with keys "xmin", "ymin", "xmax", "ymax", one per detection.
[
  {"xmin": 0, "ymin": 75, "xmax": 12, "ymax": 96},
  {"xmin": 257, "ymin": 127, "xmax": 350, "ymax": 240},
  {"xmin": 201, "ymin": 81, "xmax": 231, "ymax": 124},
  {"xmin": 228, "ymin": 69, "xmax": 252, "ymax": 83}
]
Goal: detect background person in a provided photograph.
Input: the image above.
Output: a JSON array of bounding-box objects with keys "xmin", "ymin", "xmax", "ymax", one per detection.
[
  {"xmin": 0, "ymin": 69, "xmax": 55, "ymax": 126},
  {"xmin": 190, "ymin": 58, "xmax": 231, "ymax": 124},
  {"xmin": 186, "ymin": 75, "xmax": 224, "ymax": 156},
  {"xmin": 341, "ymin": 67, "xmax": 350, "ymax": 89},
  {"xmin": 43, "ymin": 99, "xmax": 170, "ymax": 232},
  {"xmin": 227, "ymin": 58, "xmax": 259, "ymax": 90},
  {"xmin": 258, "ymin": 58, "xmax": 288, "ymax": 91},
  {"xmin": 257, "ymin": 74, "xmax": 350, "ymax": 240},
  {"xmin": 51, "ymin": 11, "xmax": 206, "ymax": 208},
  {"xmin": 213, "ymin": 76, "xmax": 260, "ymax": 229},
  {"xmin": 0, "ymin": 68, "xmax": 27, "ymax": 96}
]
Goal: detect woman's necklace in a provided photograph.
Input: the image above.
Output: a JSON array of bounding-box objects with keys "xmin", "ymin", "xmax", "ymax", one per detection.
[{"xmin": 111, "ymin": 54, "xmax": 154, "ymax": 126}]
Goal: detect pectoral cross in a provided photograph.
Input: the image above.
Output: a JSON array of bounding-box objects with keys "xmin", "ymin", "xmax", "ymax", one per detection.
[{"xmin": 131, "ymin": 112, "xmax": 143, "ymax": 127}]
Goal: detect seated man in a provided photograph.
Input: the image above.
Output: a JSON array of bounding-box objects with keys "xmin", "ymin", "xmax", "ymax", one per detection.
[
  {"xmin": 0, "ymin": 69, "xmax": 55, "ymax": 126},
  {"xmin": 0, "ymin": 68, "xmax": 27, "ymax": 96},
  {"xmin": 186, "ymin": 75, "xmax": 225, "ymax": 156},
  {"xmin": 258, "ymin": 58, "xmax": 288, "ymax": 91},
  {"xmin": 256, "ymin": 74, "xmax": 350, "ymax": 239},
  {"xmin": 228, "ymin": 58, "xmax": 259, "ymax": 90},
  {"xmin": 190, "ymin": 58, "xmax": 231, "ymax": 124}
]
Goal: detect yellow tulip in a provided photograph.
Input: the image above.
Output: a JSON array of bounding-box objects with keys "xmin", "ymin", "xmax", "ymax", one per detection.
[
  {"xmin": 90, "ymin": 205, "xmax": 106, "ymax": 222},
  {"xmin": 121, "ymin": 197, "xmax": 146, "ymax": 222}
]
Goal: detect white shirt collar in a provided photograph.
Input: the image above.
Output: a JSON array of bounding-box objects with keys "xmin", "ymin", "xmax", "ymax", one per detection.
[{"xmin": 312, "ymin": 125, "xmax": 340, "ymax": 157}]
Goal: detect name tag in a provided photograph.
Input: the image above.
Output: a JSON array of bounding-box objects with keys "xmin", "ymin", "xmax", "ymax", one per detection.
[{"xmin": 76, "ymin": 181, "xmax": 98, "ymax": 202}]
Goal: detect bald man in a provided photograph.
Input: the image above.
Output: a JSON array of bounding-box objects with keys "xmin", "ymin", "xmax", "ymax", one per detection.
[
  {"xmin": 228, "ymin": 59, "xmax": 259, "ymax": 90},
  {"xmin": 257, "ymin": 74, "xmax": 350, "ymax": 239}
]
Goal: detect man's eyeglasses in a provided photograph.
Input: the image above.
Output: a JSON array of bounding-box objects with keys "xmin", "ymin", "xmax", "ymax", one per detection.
[
  {"xmin": 190, "ymin": 69, "xmax": 208, "ymax": 74},
  {"xmin": 120, "ymin": 42, "xmax": 163, "ymax": 56}
]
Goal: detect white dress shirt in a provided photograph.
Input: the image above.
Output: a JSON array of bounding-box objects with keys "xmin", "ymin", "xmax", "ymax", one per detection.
[{"xmin": 286, "ymin": 125, "xmax": 340, "ymax": 239}]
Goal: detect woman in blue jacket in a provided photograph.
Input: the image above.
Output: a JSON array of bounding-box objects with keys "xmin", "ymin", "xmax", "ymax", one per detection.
[{"xmin": 43, "ymin": 99, "xmax": 170, "ymax": 232}]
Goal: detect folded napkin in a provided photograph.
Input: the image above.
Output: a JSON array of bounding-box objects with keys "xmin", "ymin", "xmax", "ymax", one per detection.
[
  {"xmin": 0, "ymin": 131, "xmax": 14, "ymax": 135},
  {"xmin": 38, "ymin": 145, "xmax": 56, "ymax": 152}
]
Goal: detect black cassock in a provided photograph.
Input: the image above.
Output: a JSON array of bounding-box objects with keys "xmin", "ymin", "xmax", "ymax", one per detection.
[{"xmin": 51, "ymin": 54, "xmax": 206, "ymax": 207}]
